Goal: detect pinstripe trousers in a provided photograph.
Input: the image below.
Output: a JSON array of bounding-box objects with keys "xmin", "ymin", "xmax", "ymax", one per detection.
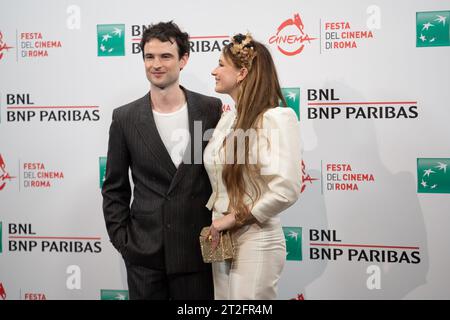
[{"xmin": 125, "ymin": 261, "xmax": 214, "ymax": 300}]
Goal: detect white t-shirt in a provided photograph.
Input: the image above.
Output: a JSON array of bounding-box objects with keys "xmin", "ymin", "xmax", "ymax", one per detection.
[{"xmin": 152, "ymin": 103, "xmax": 189, "ymax": 168}]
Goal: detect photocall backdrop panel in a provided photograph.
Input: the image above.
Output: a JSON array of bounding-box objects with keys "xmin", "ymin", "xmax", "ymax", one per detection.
[{"xmin": 1, "ymin": 0, "xmax": 449, "ymax": 300}]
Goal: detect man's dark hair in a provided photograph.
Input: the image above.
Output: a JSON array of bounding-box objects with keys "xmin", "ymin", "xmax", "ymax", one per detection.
[{"xmin": 139, "ymin": 21, "xmax": 190, "ymax": 59}]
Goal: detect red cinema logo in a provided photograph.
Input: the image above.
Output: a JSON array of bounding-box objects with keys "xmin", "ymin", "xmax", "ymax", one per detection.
[
  {"xmin": 291, "ymin": 293, "xmax": 305, "ymax": 300},
  {"xmin": 0, "ymin": 31, "xmax": 14, "ymax": 60},
  {"xmin": 0, "ymin": 154, "xmax": 16, "ymax": 191},
  {"xmin": 0, "ymin": 283, "xmax": 6, "ymax": 300},
  {"xmin": 269, "ymin": 13, "xmax": 317, "ymax": 56},
  {"xmin": 301, "ymin": 160, "xmax": 318, "ymax": 193}
]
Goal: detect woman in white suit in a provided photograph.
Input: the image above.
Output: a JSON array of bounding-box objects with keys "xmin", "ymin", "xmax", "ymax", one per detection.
[{"xmin": 204, "ymin": 33, "xmax": 302, "ymax": 299}]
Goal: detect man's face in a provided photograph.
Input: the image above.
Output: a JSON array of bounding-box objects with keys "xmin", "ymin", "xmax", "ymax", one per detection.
[{"xmin": 143, "ymin": 38, "xmax": 188, "ymax": 90}]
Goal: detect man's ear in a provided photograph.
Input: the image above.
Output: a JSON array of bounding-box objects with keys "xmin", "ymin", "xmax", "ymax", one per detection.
[{"xmin": 179, "ymin": 53, "xmax": 189, "ymax": 70}]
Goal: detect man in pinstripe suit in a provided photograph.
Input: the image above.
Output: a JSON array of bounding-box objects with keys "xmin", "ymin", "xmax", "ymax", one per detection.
[{"xmin": 102, "ymin": 21, "xmax": 222, "ymax": 300}]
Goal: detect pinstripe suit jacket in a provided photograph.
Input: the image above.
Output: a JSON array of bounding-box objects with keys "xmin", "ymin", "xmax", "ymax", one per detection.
[{"xmin": 102, "ymin": 87, "xmax": 222, "ymax": 274}]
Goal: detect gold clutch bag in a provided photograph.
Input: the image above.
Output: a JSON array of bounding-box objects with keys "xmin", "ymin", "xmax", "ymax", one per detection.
[{"xmin": 199, "ymin": 226, "xmax": 234, "ymax": 263}]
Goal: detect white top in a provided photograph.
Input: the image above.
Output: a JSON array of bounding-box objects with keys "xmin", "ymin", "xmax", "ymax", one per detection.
[
  {"xmin": 203, "ymin": 107, "xmax": 302, "ymax": 224},
  {"xmin": 152, "ymin": 103, "xmax": 189, "ymax": 168}
]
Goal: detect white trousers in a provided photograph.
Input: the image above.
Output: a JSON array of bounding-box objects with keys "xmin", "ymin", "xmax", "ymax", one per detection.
[{"xmin": 212, "ymin": 221, "xmax": 286, "ymax": 300}]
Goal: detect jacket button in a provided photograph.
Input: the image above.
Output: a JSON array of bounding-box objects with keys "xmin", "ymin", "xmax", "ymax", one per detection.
[{"xmin": 166, "ymin": 224, "xmax": 171, "ymax": 228}]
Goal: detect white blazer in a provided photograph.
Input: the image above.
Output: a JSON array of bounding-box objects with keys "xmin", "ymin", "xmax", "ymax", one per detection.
[{"xmin": 204, "ymin": 106, "xmax": 302, "ymax": 224}]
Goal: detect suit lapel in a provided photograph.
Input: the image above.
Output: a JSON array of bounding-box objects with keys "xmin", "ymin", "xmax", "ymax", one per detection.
[
  {"xmin": 167, "ymin": 88, "xmax": 204, "ymax": 194},
  {"xmin": 135, "ymin": 92, "xmax": 177, "ymax": 179}
]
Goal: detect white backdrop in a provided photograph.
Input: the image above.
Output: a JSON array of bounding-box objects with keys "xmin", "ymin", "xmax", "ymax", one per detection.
[{"xmin": 1, "ymin": 0, "xmax": 449, "ymax": 300}]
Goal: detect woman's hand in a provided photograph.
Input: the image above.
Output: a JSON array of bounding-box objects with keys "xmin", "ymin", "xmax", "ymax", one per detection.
[
  {"xmin": 207, "ymin": 214, "xmax": 237, "ymax": 250},
  {"xmin": 206, "ymin": 223, "xmax": 221, "ymax": 251}
]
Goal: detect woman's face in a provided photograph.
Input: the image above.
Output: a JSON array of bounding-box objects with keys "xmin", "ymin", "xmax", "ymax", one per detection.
[{"xmin": 211, "ymin": 53, "xmax": 241, "ymax": 97}]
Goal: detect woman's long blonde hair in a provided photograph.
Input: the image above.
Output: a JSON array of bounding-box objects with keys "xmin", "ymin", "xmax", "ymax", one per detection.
[{"xmin": 222, "ymin": 34, "xmax": 287, "ymax": 221}]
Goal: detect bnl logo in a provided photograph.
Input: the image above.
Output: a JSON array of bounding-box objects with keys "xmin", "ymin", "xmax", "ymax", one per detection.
[
  {"xmin": 101, "ymin": 289, "xmax": 129, "ymax": 300},
  {"xmin": 97, "ymin": 24, "xmax": 125, "ymax": 56},
  {"xmin": 416, "ymin": 11, "xmax": 450, "ymax": 47},
  {"xmin": 417, "ymin": 158, "xmax": 450, "ymax": 193},
  {"xmin": 283, "ymin": 226, "xmax": 302, "ymax": 261},
  {"xmin": 99, "ymin": 157, "xmax": 107, "ymax": 188},
  {"xmin": 281, "ymin": 88, "xmax": 300, "ymax": 120}
]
